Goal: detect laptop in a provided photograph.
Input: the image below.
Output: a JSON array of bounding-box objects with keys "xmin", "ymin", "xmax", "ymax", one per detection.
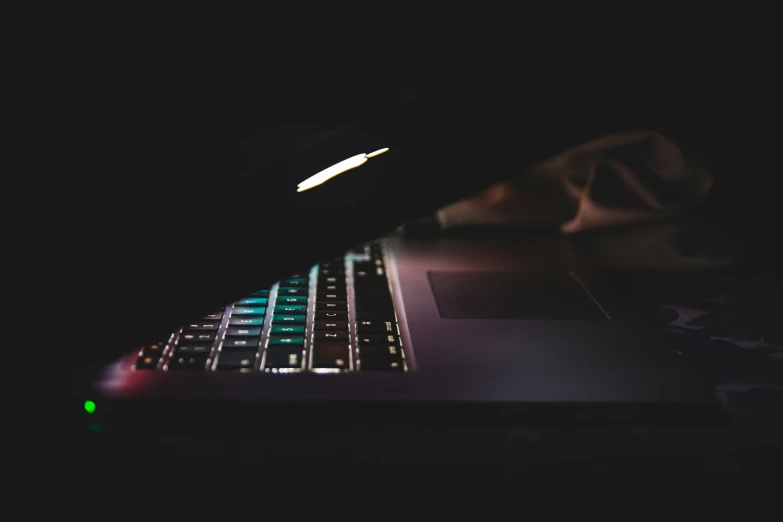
[{"xmin": 79, "ymin": 97, "xmax": 717, "ymax": 433}]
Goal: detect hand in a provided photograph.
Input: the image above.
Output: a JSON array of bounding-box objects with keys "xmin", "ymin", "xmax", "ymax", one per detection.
[{"xmin": 436, "ymin": 131, "xmax": 713, "ymax": 234}]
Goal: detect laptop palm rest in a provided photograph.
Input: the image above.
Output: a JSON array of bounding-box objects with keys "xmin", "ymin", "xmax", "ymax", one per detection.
[{"xmin": 427, "ymin": 271, "xmax": 609, "ymax": 320}]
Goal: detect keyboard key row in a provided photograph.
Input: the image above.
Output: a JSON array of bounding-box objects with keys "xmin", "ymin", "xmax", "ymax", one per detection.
[
  {"xmin": 311, "ymin": 260, "xmax": 351, "ymax": 371},
  {"xmin": 353, "ymin": 248, "xmax": 404, "ymax": 371},
  {"xmin": 136, "ymin": 243, "xmax": 407, "ymax": 373},
  {"xmin": 265, "ymin": 276, "xmax": 309, "ymax": 372},
  {"xmin": 216, "ymin": 288, "xmax": 271, "ymax": 371}
]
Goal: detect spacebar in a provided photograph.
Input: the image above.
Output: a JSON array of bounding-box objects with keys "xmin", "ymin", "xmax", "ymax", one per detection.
[{"xmin": 353, "ymin": 262, "xmax": 394, "ymax": 319}]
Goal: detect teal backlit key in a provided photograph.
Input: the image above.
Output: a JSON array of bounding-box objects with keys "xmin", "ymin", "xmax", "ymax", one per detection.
[
  {"xmin": 272, "ymin": 314, "xmax": 306, "ymax": 324},
  {"xmin": 236, "ymin": 297, "xmax": 268, "ymax": 306},
  {"xmin": 229, "ymin": 317, "xmax": 264, "ymax": 326},
  {"xmin": 277, "ymin": 287, "xmax": 308, "ymax": 296},
  {"xmin": 274, "ymin": 305, "xmax": 307, "ymax": 314},
  {"xmin": 232, "ymin": 307, "xmax": 266, "ymax": 315},
  {"xmin": 268, "ymin": 336, "xmax": 305, "ymax": 346},
  {"xmin": 270, "ymin": 325, "xmax": 305, "ymax": 334},
  {"xmin": 277, "ymin": 295, "xmax": 307, "ymax": 304},
  {"xmin": 280, "ymin": 278, "xmax": 308, "ymax": 287}
]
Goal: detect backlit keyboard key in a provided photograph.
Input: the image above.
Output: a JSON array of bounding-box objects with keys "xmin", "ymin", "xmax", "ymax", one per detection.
[
  {"xmin": 232, "ymin": 307, "xmax": 266, "ymax": 315},
  {"xmin": 316, "ymin": 293, "xmax": 345, "ymax": 302},
  {"xmin": 318, "ymin": 284, "xmax": 345, "ymax": 293},
  {"xmin": 316, "ymin": 288, "xmax": 346, "ymax": 297},
  {"xmin": 315, "ymin": 331, "xmax": 349, "ymax": 341},
  {"xmin": 177, "ymin": 344, "xmax": 212, "ymax": 354},
  {"xmin": 264, "ymin": 346, "xmax": 304, "ymax": 370},
  {"xmin": 217, "ymin": 350, "xmax": 256, "ymax": 370},
  {"xmin": 357, "ymin": 333, "xmax": 400, "ymax": 345},
  {"xmin": 184, "ymin": 322, "xmax": 219, "ymax": 331},
  {"xmin": 315, "ymin": 302, "xmax": 347, "ymax": 311},
  {"xmin": 315, "ymin": 311, "xmax": 347, "ymax": 320},
  {"xmin": 225, "ymin": 327, "xmax": 262, "ymax": 337},
  {"xmin": 168, "ymin": 354, "xmax": 209, "ymax": 370},
  {"xmin": 228, "ymin": 317, "xmax": 264, "ymax": 327},
  {"xmin": 270, "ymin": 325, "xmax": 305, "ymax": 335},
  {"xmin": 314, "ymin": 321, "xmax": 348, "ymax": 331},
  {"xmin": 201, "ymin": 312, "xmax": 224, "ymax": 320},
  {"xmin": 277, "ymin": 287, "xmax": 308, "ymax": 296},
  {"xmin": 272, "ymin": 314, "xmax": 305, "ymax": 324},
  {"xmin": 281, "ymin": 278, "xmax": 308, "ymax": 286},
  {"xmin": 311, "ymin": 342, "xmax": 350, "ymax": 370},
  {"xmin": 236, "ymin": 297, "xmax": 268, "ymax": 306},
  {"xmin": 141, "ymin": 342, "xmax": 167, "ymax": 357},
  {"xmin": 277, "ymin": 295, "xmax": 307, "ymax": 304},
  {"xmin": 222, "ymin": 338, "xmax": 259, "ymax": 349},
  {"xmin": 135, "ymin": 355, "xmax": 158, "ymax": 369},
  {"xmin": 274, "ymin": 304, "xmax": 307, "ymax": 314},
  {"xmin": 359, "ymin": 344, "xmax": 402, "ymax": 357},
  {"xmin": 251, "ymin": 290, "xmax": 270, "ymax": 297},
  {"xmin": 356, "ymin": 319, "xmax": 396, "ymax": 334},
  {"xmin": 179, "ymin": 332, "xmax": 215, "ymax": 343},
  {"xmin": 268, "ymin": 336, "xmax": 304, "ymax": 346}
]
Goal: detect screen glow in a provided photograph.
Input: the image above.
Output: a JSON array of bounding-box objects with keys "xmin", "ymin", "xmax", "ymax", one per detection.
[
  {"xmin": 297, "ymin": 148, "xmax": 388, "ymax": 192},
  {"xmin": 365, "ymin": 147, "xmax": 389, "ymax": 158}
]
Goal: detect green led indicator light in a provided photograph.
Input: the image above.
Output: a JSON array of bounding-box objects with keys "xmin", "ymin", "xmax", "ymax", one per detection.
[{"xmin": 84, "ymin": 400, "xmax": 96, "ymax": 414}]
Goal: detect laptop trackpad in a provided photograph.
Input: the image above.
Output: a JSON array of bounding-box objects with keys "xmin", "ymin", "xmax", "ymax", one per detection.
[{"xmin": 427, "ymin": 271, "xmax": 608, "ymax": 320}]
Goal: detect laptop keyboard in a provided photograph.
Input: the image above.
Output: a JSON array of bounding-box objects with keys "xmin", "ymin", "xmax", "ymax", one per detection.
[{"xmin": 134, "ymin": 242, "xmax": 407, "ymax": 373}]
